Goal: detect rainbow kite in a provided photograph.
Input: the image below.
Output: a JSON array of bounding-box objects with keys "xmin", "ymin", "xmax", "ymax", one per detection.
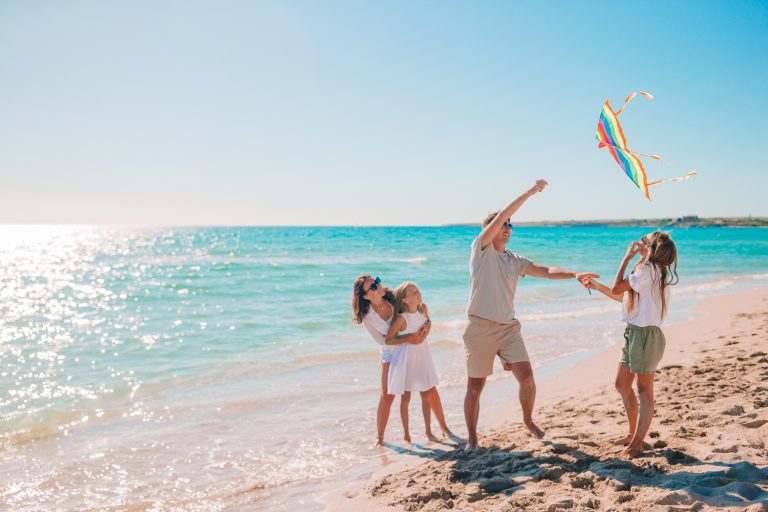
[{"xmin": 596, "ymin": 91, "xmax": 696, "ymax": 200}]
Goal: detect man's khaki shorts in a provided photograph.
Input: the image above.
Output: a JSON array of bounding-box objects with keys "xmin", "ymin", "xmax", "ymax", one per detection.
[{"xmin": 462, "ymin": 315, "xmax": 529, "ymax": 378}]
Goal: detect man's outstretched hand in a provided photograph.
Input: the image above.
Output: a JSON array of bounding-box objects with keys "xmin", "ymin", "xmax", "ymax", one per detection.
[{"xmin": 576, "ymin": 272, "xmax": 600, "ymax": 286}]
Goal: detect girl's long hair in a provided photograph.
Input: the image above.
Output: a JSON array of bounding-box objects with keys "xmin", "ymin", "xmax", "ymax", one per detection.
[
  {"xmin": 626, "ymin": 231, "xmax": 679, "ymax": 319},
  {"xmin": 352, "ymin": 274, "xmax": 394, "ymax": 324},
  {"xmin": 392, "ymin": 281, "xmax": 425, "ymax": 316}
]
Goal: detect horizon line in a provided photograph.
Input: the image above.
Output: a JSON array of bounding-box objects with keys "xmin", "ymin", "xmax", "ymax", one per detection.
[{"xmin": 0, "ymin": 215, "xmax": 766, "ymax": 229}]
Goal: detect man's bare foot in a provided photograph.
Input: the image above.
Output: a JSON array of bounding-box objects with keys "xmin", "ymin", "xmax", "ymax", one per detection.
[
  {"xmin": 403, "ymin": 436, "xmax": 413, "ymax": 449},
  {"xmin": 618, "ymin": 445, "xmax": 643, "ymax": 459},
  {"xmin": 524, "ymin": 420, "xmax": 545, "ymax": 439},
  {"xmin": 464, "ymin": 436, "xmax": 479, "ymax": 452},
  {"xmin": 610, "ymin": 434, "xmax": 634, "ymax": 446},
  {"xmin": 374, "ymin": 437, "xmax": 384, "ymax": 447},
  {"xmin": 426, "ymin": 432, "xmax": 440, "ymax": 443}
]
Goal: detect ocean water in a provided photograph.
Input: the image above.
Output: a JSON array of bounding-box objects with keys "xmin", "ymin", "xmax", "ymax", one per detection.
[{"xmin": 0, "ymin": 225, "xmax": 766, "ymax": 510}]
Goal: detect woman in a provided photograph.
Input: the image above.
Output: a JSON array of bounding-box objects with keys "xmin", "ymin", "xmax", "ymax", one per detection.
[{"xmin": 352, "ymin": 274, "xmax": 430, "ymax": 446}]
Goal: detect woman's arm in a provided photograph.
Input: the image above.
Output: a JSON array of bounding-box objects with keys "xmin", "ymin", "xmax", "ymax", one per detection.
[{"xmin": 385, "ymin": 316, "xmax": 421, "ymax": 345}]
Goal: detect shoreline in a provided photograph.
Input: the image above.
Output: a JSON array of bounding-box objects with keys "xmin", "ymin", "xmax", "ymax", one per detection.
[{"xmin": 323, "ymin": 286, "xmax": 768, "ymax": 511}]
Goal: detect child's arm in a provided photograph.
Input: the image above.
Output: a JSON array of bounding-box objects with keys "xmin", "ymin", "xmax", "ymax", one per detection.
[
  {"xmin": 420, "ymin": 304, "xmax": 432, "ymax": 340},
  {"xmin": 480, "ymin": 180, "xmax": 547, "ymax": 249},
  {"xmin": 611, "ymin": 242, "xmax": 642, "ymax": 294},
  {"xmin": 585, "ymin": 278, "xmax": 623, "ymax": 302},
  {"xmin": 385, "ymin": 316, "xmax": 422, "ymax": 345}
]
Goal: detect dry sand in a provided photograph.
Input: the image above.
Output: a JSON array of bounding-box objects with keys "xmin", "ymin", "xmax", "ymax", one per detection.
[{"xmin": 326, "ymin": 287, "xmax": 768, "ymax": 511}]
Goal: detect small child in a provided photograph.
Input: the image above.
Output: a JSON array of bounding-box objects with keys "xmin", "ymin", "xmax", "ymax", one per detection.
[
  {"xmin": 385, "ymin": 281, "xmax": 454, "ymax": 444},
  {"xmin": 585, "ymin": 231, "xmax": 678, "ymax": 459}
]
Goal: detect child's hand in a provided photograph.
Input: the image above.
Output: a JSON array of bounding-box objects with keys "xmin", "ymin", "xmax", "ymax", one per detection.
[
  {"xmin": 415, "ymin": 322, "xmax": 431, "ymax": 343},
  {"xmin": 624, "ymin": 242, "xmax": 642, "ymax": 258},
  {"xmin": 576, "ymin": 272, "xmax": 600, "ymax": 286},
  {"xmin": 421, "ymin": 320, "xmax": 431, "ymax": 340}
]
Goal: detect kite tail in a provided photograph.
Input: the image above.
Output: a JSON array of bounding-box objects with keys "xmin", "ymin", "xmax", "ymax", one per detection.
[
  {"xmin": 629, "ymin": 150, "xmax": 661, "ymax": 161},
  {"xmin": 614, "ymin": 91, "xmax": 654, "ymax": 116},
  {"xmin": 647, "ymin": 171, "xmax": 698, "ymax": 187}
]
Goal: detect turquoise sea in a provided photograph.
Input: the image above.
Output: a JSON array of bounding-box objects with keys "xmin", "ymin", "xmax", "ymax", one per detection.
[{"xmin": 0, "ymin": 225, "xmax": 766, "ymax": 510}]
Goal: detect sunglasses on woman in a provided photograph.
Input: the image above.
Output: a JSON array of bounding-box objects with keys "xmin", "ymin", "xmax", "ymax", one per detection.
[{"xmin": 365, "ymin": 277, "xmax": 381, "ymax": 294}]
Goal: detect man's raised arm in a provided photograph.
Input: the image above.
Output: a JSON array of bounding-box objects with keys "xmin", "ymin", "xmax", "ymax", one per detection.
[{"xmin": 480, "ymin": 179, "xmax": 548, "ymax": 249}]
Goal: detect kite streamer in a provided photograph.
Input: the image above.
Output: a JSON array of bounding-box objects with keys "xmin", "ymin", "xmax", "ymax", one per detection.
[{"xmin": 596, "ymin": 92, "xmax": 696, "ymax": 200}]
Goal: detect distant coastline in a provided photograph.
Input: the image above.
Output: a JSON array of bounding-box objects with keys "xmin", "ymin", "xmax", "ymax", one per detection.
[{"xmin": 446, "ymin": 216, "xmax": 768, "ymax": 228}]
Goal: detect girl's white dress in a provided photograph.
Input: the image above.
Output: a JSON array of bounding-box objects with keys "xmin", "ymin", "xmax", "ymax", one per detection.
[{"xmin": 387, "ymin": 310, "xmax": 439, "ymax": 395}]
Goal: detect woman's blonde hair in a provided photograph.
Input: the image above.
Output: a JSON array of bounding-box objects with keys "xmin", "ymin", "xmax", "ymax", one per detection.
[
  {"xmin": 626, "ymin": 231, "xmax": 679, "ymax": 319},
  {"xmin": 392, "ymin": 281, "xmax": 425, "ymax": 316}
]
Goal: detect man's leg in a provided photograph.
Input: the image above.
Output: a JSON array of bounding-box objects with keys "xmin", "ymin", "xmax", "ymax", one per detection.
[
  {"xmin": 505, "ymin": 361, "xmax": 544, "ymax": 438},
  {"xmin": 464, "ymin": 377, "xmax": 486, "ymax": 450},
  {"xmin": 613, "ymin": 363, "xmax": 638, "ymax": 446}
]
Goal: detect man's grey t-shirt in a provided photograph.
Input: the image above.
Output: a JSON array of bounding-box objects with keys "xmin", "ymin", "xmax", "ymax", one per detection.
[{"xmin": 466, "ymin": 234, "xmax": 532, "ymax": 324}]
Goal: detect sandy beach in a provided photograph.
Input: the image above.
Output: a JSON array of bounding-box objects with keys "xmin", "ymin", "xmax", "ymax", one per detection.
[{"xmin": 326, "ymin": 287, "xmax": 768, "ymax": 511}]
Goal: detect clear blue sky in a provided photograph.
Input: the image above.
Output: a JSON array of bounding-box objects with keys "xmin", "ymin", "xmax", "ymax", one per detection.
[{"xmin": 1, "ymin": 1, "xmax": 766, "ymax": 225}]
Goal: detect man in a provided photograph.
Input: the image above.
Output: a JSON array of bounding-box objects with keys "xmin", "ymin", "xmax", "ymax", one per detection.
[{"xmin": 462, "ymin": 179, "xmax": 599, "ymax": 450}]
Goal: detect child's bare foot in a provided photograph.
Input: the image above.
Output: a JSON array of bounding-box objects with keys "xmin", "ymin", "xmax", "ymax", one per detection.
[
  {"xmin": 524, "ymin": 420, "xmax": 545, "ymax": 439},
  {"xmin": 374, "ymin": 437, "xmax": 384, "ymax": 447},
  {"xmin": 440, "ymin": 428, "xmax": 456, "ymax": 440},
  {"xmin": 618, "ymin": 445, "xmax": 643, "ymax": 459},
  {"xmin": 610, "ymin": 434, "xmax": 634, "ymax": 446},
  {"xmin": 403, "ymin": 436, "xmax": 413, "ymax": 449},
  {"xmin": 426, "ymin": 432, "xmax": 440, "ymax": 443}
]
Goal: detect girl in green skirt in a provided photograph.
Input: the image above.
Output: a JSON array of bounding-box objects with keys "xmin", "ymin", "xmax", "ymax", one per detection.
[{"xmin": 585, "ymin": 231, "xmax": 679, "ymax": 459}]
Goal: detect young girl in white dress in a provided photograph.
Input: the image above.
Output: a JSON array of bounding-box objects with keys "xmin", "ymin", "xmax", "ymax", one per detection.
[{"xmin": 385, "ymin": 281, "xmax": 454, "ymax": 443}]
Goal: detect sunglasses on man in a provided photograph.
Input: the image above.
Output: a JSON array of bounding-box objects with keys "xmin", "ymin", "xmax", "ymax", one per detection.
[
  {"xmin": 502, "ymin": 222, "xmax": 513, "ymax": 229},
  {"xmin": 365, "ymin": 277, "xmax": 381, "ymax": 294}
]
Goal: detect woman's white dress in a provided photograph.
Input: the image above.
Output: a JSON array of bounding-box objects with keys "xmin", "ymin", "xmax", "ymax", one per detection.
[{"xmin": 387, "ymin": 310, "xmax": 439, "ymax": 395}]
